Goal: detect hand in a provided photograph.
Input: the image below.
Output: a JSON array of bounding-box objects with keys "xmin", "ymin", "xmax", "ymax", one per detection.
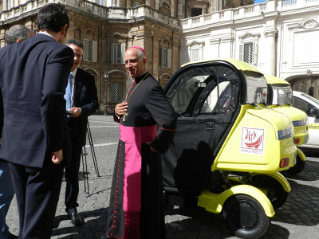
[
  {"xmin": 146, "ymin": 142, "xmax": 158, "ymax": 152},
  {"xmin": 52, "ymin": 150, "xmax": 63, "ymax": 164},
  {"xmin": 68, "ymin": 107, "xmax": 82, "ymax": 118},
  {"xmin": 115, "ymin": 101, "xmax": 128, "ymax": 116}
]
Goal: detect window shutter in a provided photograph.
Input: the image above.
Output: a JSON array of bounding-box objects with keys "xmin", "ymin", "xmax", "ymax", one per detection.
[
  {"xmin": 253, "ymin": 42, "xmax": 258, "ymax": 65},
  {"xmin": 92, "ymin": 40, "xmax": 98, "ymax": 62},
  {"xmin": 111, "ymin": 43, "xmax": 116, "ymax": 64},
  {"xmin": 83, "ymin": 39, "xmax": 89, "ymax": 61},
  {"xmin": 121, "ymin": 43, "xmax": 126, "ymax": 64},
  {"xmin": 239, "ymin": 44, "xmax": 243, "ymax": 61},
  {"xmin": 83, "ymin": 39, "xmax": 97, "ymax": 62},
  {"xmin": 167, "ymin": 48, "xmax": 172, "ymax": 68},
  {"xmin": 160, "ymin": 47, "xmax": 164, "ymax": 67},
  {"xmin": 191, "ymin": 49, "xmax": 199, "ymax": 62}
]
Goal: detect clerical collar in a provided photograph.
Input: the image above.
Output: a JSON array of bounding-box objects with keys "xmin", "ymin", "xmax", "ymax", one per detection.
[{"xmin": 134, "ymin": 71, "xmax": 149, "ymax": 83}]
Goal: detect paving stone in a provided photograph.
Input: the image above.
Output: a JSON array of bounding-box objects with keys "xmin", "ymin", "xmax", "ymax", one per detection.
[{"xmin": 5, "ymin": 115, "xmax": 319, "ymax": 239}]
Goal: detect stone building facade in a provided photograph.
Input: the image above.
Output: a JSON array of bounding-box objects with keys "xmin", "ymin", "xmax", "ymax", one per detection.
[
  {"xmin": 180, "ymin": 0, "xmax": 319, "ymax": 98},
  {"xmin": 0, "ymin": 0, "xmax": 182, "ymax": 114},
  {"xmin": 0, "ymin": 0, "xmax": 275, "ymax": 114}
]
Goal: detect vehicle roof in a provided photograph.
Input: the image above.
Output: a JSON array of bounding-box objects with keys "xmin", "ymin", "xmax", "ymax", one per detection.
[
  {"xmin": 265, "ymin": 75, "xmax": 290, "ymax": 85},
  {"xmin": 293, "ymin": 91, "xmax": 303, "ymax": 96},
  {"xmin": 293, "ymin": 91, "xmax": 319, "ymax": 107},
  {"xmin": 181, "ymin": 58, "xmax": 262, "ymax": 74}
]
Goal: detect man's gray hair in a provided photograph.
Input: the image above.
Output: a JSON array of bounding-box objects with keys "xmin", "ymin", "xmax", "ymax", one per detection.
[
  {"xmin": 5, "ymin": 25, "xmax": 34, "ymax": 45},
  {"xmin": 137, "ymin": 49, "xmax": 147, "ymax": 60}
]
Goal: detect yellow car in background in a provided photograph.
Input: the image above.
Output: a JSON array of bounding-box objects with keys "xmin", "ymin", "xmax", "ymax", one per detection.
[
  {"xmin": 162, "ymin": 58, "xmax": 296, "ymax": 239},
  {"xmin": 265, "ymin": 75, "xmax": 308, "ymax": 174}
]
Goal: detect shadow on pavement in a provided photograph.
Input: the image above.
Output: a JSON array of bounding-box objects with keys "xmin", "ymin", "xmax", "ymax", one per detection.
[
  {"xmin": 53, "ymin": 208, "xmax": 108, "ymax": 239},
  {"xmin": 271, "ymin": 179, "xmax": 319, "ymax": 227},
  {"xmin": 286, "ymin": 159, "xmax": 319, "ymax": 181},
  {"xmin": 164, "ymin": 207, "xmax": 290, "ymax": 239}
]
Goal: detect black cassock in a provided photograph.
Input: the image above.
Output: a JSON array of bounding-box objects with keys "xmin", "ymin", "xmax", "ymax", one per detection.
[{"xmin": 106, "ymin": 72, "xmax": 177, "ymax": 239}]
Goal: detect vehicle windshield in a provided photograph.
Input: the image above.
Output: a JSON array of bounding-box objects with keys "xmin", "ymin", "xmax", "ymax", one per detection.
[
  {"xmin": 301, "ymin": 93, "xmax": 319, "ymax": 105},
  {"xmin": 271, "ymin": 85, "xmax": 292, "ymax": 105},
  {"xmin": 243, "ymin": 72, "xmax": 268, "ymax": 105}
]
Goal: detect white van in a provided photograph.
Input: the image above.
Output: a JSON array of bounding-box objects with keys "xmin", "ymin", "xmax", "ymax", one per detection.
[{"xmin": 292, "ymin": 91, "xmax": 319, "ymax": 153}]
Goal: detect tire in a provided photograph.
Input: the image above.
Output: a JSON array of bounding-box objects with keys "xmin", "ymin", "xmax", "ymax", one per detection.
[
  {"xmin": 250, "ymin": 175, "xmax": 288, "ymax": 210},
  {"xmin": 287, "ymin": 154, "xmax": 305, "ymax": 175},
  {"xmin": 222, "ymin": 194, "xmax": 270, "ymax": 239}
]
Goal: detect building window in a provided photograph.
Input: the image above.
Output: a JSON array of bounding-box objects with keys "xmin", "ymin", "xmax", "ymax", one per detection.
[
  {"xmin": 160, "ymin": 47, "xmax": 172, "ymax": 68},
  {"xmin": 238, "ymin": 32, "xmax": 260, "ymax": 65},
  {"xmin": 191, "ymin": 49, "xmax": 200, "ymax": 62},
  {"xmin": 133, "ymin": 0, "xmax": 143, "ymax": 6},
  {"xmin": 111, "ymin": 82, "xmax": 123, "ymax": 103},
  {"xmin": 83, "ymin": 39, "xmax": 98, "ymax": 62},
  {"xmin": 239, "ymin": 43, "xmax": 257, "ymax": 64},
  {"xmin": 191, "ymin": 8, "xmax": 202, "ymax": 17},
  {"xmin": 111, "ymin": 43, "xmax": 125, "ymax": 64},
  {"xmin": 160, "ymin": 2, "xmax": 171, "ymax": 15}
]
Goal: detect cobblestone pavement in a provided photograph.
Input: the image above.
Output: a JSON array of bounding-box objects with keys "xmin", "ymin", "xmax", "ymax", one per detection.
[{"xmin": 6, "ymin": 115, "xmax": 319, "ymax": 239}]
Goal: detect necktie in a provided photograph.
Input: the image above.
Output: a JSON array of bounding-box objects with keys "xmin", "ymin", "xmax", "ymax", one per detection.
[{"xmin": 64, "ymin": 73, "xmax": 73, "ymax": 110}]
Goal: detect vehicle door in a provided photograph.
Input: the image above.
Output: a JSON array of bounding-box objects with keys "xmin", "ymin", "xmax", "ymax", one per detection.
[
  {"xmin": 162, "ymin": 62, "xmax": 241, "ymax": 195},
  {"xmin": 292, "ymin": 94, "xmax": 319, "ymax": 146}
]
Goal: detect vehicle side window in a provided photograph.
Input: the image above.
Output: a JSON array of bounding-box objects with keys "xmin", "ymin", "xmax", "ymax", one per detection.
[
  {"xmin": 200, "ymin": 81, "xmax": 231, "ymax": 114},
  {"xmin": 292, "ymin": 97, "xmax": 314, "ymax": 115},
  {"xmin": 170, "ymin": 76, "xmax": 208, "ymax": 116}
]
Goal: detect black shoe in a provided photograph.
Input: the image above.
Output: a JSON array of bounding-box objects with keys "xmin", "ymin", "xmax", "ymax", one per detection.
[
  {"xmin": 52, "ymin": 219, "xmax": 60, "ymax": 228},
  {"xmin": 68, "ymin": 211, "xmax": 83, "ymax": 226},
  {"xmin": 8, "ymin": 233, "xmax": 18, "ymax": 239}
]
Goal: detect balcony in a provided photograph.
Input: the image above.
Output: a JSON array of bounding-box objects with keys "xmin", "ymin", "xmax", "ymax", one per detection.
[
  {"xmin": 180, "ymin": 0, "xmax": 319, "ymax": 29},
  {"xmin": 0, "ymin": 0, "xmax": 179, "ymax": 27}
]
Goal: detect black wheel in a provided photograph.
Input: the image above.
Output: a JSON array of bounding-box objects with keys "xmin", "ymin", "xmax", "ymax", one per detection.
[
  {"xmin": 287, "ymin": 154, "xmax": 305, "ymax": 175},
  {"xmin": 222, "ymin": 194, "xmax": 270, "ymax": 239},
  {"xmin": 250, "ymin": 175, "xmax": 288, "ymax": 210}
]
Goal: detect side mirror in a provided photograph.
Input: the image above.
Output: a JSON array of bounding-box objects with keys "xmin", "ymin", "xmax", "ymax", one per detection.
[{"xmin": 309, "ymin": 107, "xmax": 319, "ymax": 118}]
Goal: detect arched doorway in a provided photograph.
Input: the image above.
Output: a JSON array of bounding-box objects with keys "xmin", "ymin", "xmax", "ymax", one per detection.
[
  {"xmin": 285, "ymin": 74, "xmax": 319, "ymax": 99},
  {"xmin": 158, "ymin": 73, "xmax": 171, "ymax": 87},
  {"xmin": 104, "ymin": 69, "xmax": 127, "ymax": 114}
]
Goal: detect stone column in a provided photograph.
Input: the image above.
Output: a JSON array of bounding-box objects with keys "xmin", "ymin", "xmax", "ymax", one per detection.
[
  {"xmin": 264, "ymin": 29, "xmax": 277, "ymax": 76},
  {"xmin": 263, "ymin": 11, "xmax": 278, "ymax": 76},
  {"xmin": 3, "ymin": 0, "xmax": 7, "ymax": 10}
]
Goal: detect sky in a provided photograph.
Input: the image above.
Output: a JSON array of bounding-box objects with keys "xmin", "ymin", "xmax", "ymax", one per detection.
[{"xmin": 254, "ymin": 0, "xmax": 267, "ymax": 3}]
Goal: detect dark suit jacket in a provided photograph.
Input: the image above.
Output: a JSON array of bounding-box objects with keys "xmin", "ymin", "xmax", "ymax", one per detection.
[
  {"xmin": 70, "ymin": 68, "xmax": 99, "ymax": 146},
  {"xmin": 0, "ymin": 33, "xmax": 74, "ymax": 168}
]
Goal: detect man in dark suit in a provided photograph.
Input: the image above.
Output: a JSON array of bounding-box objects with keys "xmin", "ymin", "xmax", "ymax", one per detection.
[
  {"xmin": 0, "ymin": 24, "xmax": 34, "ymax": 239},
  {"xmin": 0, "ymin": 3, "xmax": 73, "ymax": 239},
  {"xmin": 64, "ymin": 39, "xmax": 99, "ymax": 226}
]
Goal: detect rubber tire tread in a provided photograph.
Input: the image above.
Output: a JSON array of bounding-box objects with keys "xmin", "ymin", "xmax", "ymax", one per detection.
[
  {"xmin": 287, "ymin": 155, "xmax": 305, "ymax": 175},
  {"xmin": 222, "ymin": 194, "xmax": 270, "ymax": 239}
]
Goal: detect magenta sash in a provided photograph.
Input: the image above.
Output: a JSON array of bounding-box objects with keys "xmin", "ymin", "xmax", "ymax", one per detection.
[{"xmin": 119, "ymin": 124, "xmax": 156, "ymax": 238}]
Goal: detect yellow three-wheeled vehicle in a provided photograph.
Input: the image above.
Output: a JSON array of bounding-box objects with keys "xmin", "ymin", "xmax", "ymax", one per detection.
[{"xmin": 162, "ymin": 59, "xmax": 297, "ymax": 238}]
